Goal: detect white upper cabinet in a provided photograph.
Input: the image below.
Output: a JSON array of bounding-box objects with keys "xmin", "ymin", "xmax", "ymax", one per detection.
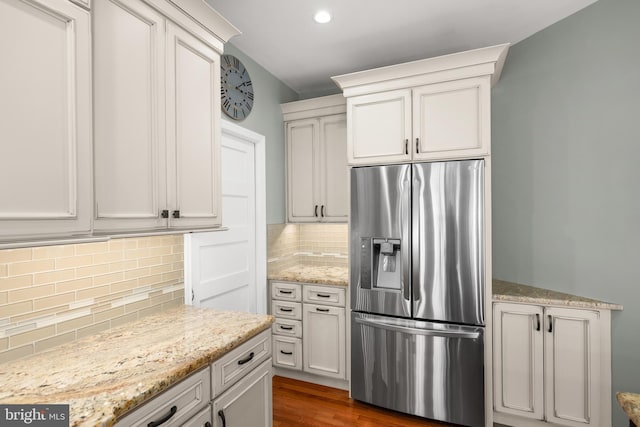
[
  {"xmin": 282, "ymin": 95, "xmax": 348, "ymax": 223},
  {"xmin": 93, "ymin": 0, "xmax": 237, "ymax": 233},
  {"xmin": 333, "ymin": 44, "xmax": 509, "ymax": 165},
  {"xmin": 0, "ymin": 0, "xmax": 92, "ymax": 240}
]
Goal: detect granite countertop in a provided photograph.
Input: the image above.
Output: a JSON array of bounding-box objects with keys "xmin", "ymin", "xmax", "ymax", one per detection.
[
  {"xmin": 0, "ymin": 305, "xmax": 274, "ymax": 427},
  {"xmin": 268, "ymin": 265, "xmax": 348, "ymax": 286},
  {"xmin": 493, "ymin": 279, "xmax": 623, "ymax": 310},
  {"xmin": 617, "ymin": 392, "xmax": 640, "ymax": 426}
]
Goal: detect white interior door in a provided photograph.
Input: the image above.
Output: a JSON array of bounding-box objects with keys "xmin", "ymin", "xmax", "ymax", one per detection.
[{"xmin": 185, "ymin": 122, "xmax": 266, "ymax": 313}]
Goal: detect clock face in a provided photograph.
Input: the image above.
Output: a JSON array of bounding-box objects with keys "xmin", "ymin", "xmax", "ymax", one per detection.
[{"xmin": 220, "ymin": 54, "xmax": 254, "ymax": 120}]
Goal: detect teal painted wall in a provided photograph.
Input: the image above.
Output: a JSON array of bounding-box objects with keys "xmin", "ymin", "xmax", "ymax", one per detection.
[
  {"xmin": 492, "ymin": 0, "xmax": 640, "ymax": 424},
  {"xmin": 221, "ymin": 44, "xmax": 298, "ymax": 224}
]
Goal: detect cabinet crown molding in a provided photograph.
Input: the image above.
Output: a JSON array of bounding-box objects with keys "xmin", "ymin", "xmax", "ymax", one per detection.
[
  {"xmin": 281, "ymin": 94, "xmax": 346, "ymax": 121},
  {"xmin": 332, "ymin": 43, "xmax": 510, "ymax": 98},
  {"xmin": 168, "ymin": 0, "xmax": 241, "ymax": 44}
]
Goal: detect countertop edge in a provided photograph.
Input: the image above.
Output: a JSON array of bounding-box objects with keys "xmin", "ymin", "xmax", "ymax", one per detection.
[
  {"xmin": 617, "ymin": 392, "xmax": 640, "ymax": 426},
  {"xmin": 492, "ymin": 293, "xmax": 623, "ymax": 311}
]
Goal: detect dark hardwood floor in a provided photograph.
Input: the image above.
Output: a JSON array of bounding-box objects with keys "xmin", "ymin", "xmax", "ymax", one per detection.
[{"xmin": 272, "ymin": 375, "xmax": 453, "ymax": 427}]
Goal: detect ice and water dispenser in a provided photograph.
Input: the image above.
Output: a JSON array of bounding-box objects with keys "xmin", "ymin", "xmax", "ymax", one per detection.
[{"xmin": 359, "ymin": 237, "xmax": 402, "ymax": 290}]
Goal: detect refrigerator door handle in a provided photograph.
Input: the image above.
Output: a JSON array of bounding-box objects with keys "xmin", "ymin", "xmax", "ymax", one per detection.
[
  {"xmin": 354, "ymin": 316, "xmax": 480, "ymax": 339},
  {"xmin": 401, "ymin": 170, "xmax": 411, "ymax": 303}
]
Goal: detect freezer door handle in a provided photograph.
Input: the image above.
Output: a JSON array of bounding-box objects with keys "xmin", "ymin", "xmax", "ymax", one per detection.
[{"xmin": 354, "ymin": 316, "xmax": 480, "ymax": 339}]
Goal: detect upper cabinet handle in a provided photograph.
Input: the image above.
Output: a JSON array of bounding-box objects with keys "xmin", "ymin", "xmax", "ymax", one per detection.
[
  {"xmin": 416, "ymin": 138, "xmax": 420, "ymax": 154},
  {"xmin": 535, "ymin": 313, "xmax": 540, "ymax": 331},
  {"xmin": 548, "ymin": 315, "xmax": 553, "ymax": 333},
  {"xmin": 405, "ymin": 139, "xmax": 408, "ymax": 155}
]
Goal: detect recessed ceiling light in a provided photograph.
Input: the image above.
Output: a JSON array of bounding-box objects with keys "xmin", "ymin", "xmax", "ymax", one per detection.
[{"xmin": 314, "ymin": 10, "xmax": 332, "ymax": 24}]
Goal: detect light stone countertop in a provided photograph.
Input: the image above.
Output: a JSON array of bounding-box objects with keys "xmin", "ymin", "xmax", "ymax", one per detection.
[
  {"xmin": 0, "ymin": 306, "xmax": 274, "ymax": 427},
  {"xmin": 493, "ymin": 279, "xmax": 623, "ymax": 310},
  {"xmin": 617, "ymin": 392, "xmax": 640, "ymax": 426},
  {"xmin": 268, "ymin": 265, "xmax": 348, "ymax": 286}
]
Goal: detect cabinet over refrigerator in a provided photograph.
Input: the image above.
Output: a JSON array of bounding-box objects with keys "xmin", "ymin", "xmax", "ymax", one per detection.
[{"xmin": 350, "ymin": 160, "xmax": 485, "ymax": 427}]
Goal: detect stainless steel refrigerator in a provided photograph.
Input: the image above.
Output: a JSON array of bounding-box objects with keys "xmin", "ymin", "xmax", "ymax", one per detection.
[{"xmin": 350, "ymin": 160, "xmax": 485, "ymax": 427}]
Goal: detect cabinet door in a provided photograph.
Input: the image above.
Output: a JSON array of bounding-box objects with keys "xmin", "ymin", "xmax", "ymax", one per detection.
[
  {"xmin": 212, "ymin": 359, "xmax": 272, "ymax": 427},
  {"xmin": 182, "ymin": 405, "xmax": 212, "ymax": 427},
  {"xmin": 493, "ymin": 303, "xmax": 544, "ymax": 420},
  {"xmin": 286, "ymin": 119, "xmax": 318, "ymax": 222},
  {"xmin": 545, "ymin": 307, "xmax": 600, "ymax": 427},
  {"xmin": 0, "ymin": 0, "xmax": 92, "ymax": 239},
  {"xmin": 413, "ymin": 76, "xmax": 490, "ymax": 161},
  {"xmin": 303, "ymin": 304, "xmax": 346, "ymax": 379},
  {"xmin": 93, "ymin": 0, "xmax": 168, "ymax": 232},
  {"xmin": 166, "ymin": 22, "xmax": 222, "ymax": 228},
  {"xmin": 347, "ymin": 89, "xmax": 412, "ymax": 165},
  {"xmin": 318, "ymin": 114, "xmax": 348, "ymax": 222}
]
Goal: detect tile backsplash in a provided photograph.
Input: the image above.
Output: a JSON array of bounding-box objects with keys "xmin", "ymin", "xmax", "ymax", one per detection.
[
  {"xmin": 267, "ymin": 223, "xmax": 348, "ymax": 273},
  {"xmin": 0, "ymin": 235, "xmax": 184, "ymax": 363}
]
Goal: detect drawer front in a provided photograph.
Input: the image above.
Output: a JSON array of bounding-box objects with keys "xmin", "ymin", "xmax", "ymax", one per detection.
[
  {"xmin": 182, "ymin": 404, "xmax": 211, "ymax": 427},
  {"xmin": 273, "ymin": 336, "xmax": 302, "ymax": 370},
  {"xmin": 272, "ymin": 300, "xmax": 302, "ymax": 320},
  {"xmin": 304, "ymin": 285, "xmax": 346, "ymax": 307},
  {"xmin": 271, "ymin": 282, "xmax": 302, "ymax": 302},
  {"xmin": 272, "ymin": 318, "xmax": 302, "ymax": 338},
  {"xmin": 212, "ymin": 329, "xmax": 271, "ymax": 397},
  {"xmin": 116, "ymin": 367, "xmax": 210, "ymax": 427}
]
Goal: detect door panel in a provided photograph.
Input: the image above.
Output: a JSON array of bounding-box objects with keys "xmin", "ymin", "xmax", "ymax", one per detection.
[
  {"xmin": 412, "ymin": 160, "xmax": 485, "ymax": 325},
  {"xmin": 319, "ymin": 115, "xmax": 348, "ymax": 221},
  {"xmin": 303, "ymin": 304, "xmax": 345, "ymax": 379},
  {"xmin": 350, "ymin": 165, "xmax": 411, "ymax": 318},
  {"xmin": 286, "ymin": 119, "xmax": 317, "ymax": 222},
  {"xmin": 493, "ymin": 303, "xmax": 544, "ymax": 419},
  {"xmin": 0, "ymin": 0, "xmax": 91, "ymax": 238},
  {"xmin": 351, "ymin": 312, "xmax": 484, "ymax": 427},
  {"xmin": 93, "ymin": 0, "xmax": 167, "ymax": 231},
  {"xmin": 166, "ymin": 22, "xmax": 221, "ymax": 227}
]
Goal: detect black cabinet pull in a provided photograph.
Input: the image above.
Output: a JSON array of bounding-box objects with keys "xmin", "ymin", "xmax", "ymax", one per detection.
[
  {"xmin": 321, "ymin": 205, "xmax": 324, "ymax": 217},
  {"xmin": 237, "ymin": 351, "xmax": 254, "ymax": 365},
  {"xmin": 314, "ymin": 205, "xmax": 318, "ymax": 217},
  {"xmin": 405, "ymin": 139, "xmax": 408, "ymax": 154},
  {"xmin": 280, "ymin": 350, "xmax": 293, "ymax": 355},
  {"xmin": 205, "ymin": 422, "xmax": 211, "ymax": 427},
  {"xmin": 218, "ymin": 410, "xmax": 226, "ymax": 427},
  {"xmin": 317, "ymin": 293, "xmax": 331, "ymax": 298},
  {"xmin": 172, "ymin": 210, "xmax": 180, "ymax": 218},
  {"xmin": 535, "ymin": 313, "xmax": 540, "ymax": 331},
  {"xmin": 161, "ymin": 209, "xmax": 169, "ymax": 219},
  {"xmin": 316, "ymin": 308, "xmax": 330, "ymax": 312},
  {"xmin": 416, "ymin": 138, "xmax": 420, "ymax": 154},
  {"xmin": 279, "ymin": 307, "xmax": 293, "ymax": 312},
  {"xmin": 147, "ymin": 405, "xmax": 177, "ymax": 427},
  {"xmin": 280, "ymin": 325, "xmax": 294, "ymax": 330},
  {"xmin": 279, "ymin": 290, "xmax": 293, "ymax": 295},
  {"xmin": 548, "ymin": 315, "xmax": 553, "ymax": 333}
]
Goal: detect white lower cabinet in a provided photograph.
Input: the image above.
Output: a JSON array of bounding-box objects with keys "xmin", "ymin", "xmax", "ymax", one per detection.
[
  {"xmin": 302, "ymin": 303, "xmax": 345, "ymax": 379},
  {"xmin": 212, "ymin": 359, "xmax": 272, "ymax": 427},
  {"xmin": 116, "ymin": 330, "xmax": 272, "ymax": 427},
  {"xmin": 493, "ymin": 302, "xmax": 610, "ymax": 427},
  {"xmin": 270, "ymin": 281, "xmax": 347, "ymax": 384}
]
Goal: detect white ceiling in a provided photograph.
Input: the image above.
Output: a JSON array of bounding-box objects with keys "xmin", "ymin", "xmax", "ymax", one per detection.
[{"xmin": 205, "ymin": 0, "xmax": 598, "ymax": 98}]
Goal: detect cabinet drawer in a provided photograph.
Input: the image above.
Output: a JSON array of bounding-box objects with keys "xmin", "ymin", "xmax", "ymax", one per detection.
[
  {"xmin": 271, "ymin": 282, "xmax": 302, "ymax": 302},
  {"xmin": 116, "ymin": 367, "xmax": 210, "ymax": 427},
  {"xmin": 273, "ymin": 336, "xmax": 302, "ymax": 370},
  {"xmin": 272, "ymin": 300, "xmax": 302, "ymax": 320},
  {"xmin": 182, "ymin": 404, "xmax": 211, "ymax": 427},
  {"xmin": 303, "ymin": 285, "xmax": 346, "ymax": 307},
  {"xmin": 212, "ymin": 329, "xmax": 271, "ymax": 397},
  {"xmin": 272, "ymin": 318, "xmax": 302, "ymax": 338}
]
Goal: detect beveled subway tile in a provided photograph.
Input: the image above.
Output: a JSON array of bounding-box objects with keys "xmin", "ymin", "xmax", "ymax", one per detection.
[
  {"xmin": 33, "ymin": 292, "xmax": 74, "ymax": 311},
  {"xmin": 33, "ymin": 269, "xmax": 75, "ymax": 286},
  {"xmin": 0, "ymin": 291, "xmax": 6, "ymax": 305},
  {"xmin": 139, "ymin": 274, "xmax": 163, "ymax": 287},
  {"xmin": 0, "ymin": 263, "xmax": 7, "ymax": 278},
  {"xmin": 110, "ymin": 279, "xmax": 138, "ymax": 294},
  {"xmin": 93, "ymin": 306, "xmax": 125, "ymax": 323},
  {"xmin": 75, "ymin": 242, "xmax": 109, "ymax": 255},
  {"xmin": 9, "ymin": 259, "xmax": 55, "ymax": 276},
  {"xmin": 93, "ymin": 251, "xmax": 124, "ymax": 265},
  {"xmin": 56, "ymin": 314, "xmax": 94, "ymax": 334},
  {"xmin": 0, "ymin": 344, "xmax": 34, "ymax": 364},
  {"xmin": 125, "ymin": 248, "xmax": 149, "ymax": 260},
  {"xmin": 0, "ymin": 248, "xmax": 33, "ymax": 264},
  {"xmin": 93, "ymin": 272, "xmax": 124, "ymax": 287},
  {"xmin": 138, "ymin": 256, "xmax": 162, "ymax": 268},
  {"xmin": 77, "ymin": 285, "xmax": 110, "ymax": 301},
  {"xmin": 124, "ymin": 267, "xmax": 150, "ymax": 280},
  {"xmin": 10, "ymin": 325, "xmax": 55, "ymax": 347},
  {"xmin": 0, "ymin": 275, "xmax": 33, "ymax": 292},
  {"xmin": 108, "ymin": 239, "xmax": 125, "ymax": 251},
  {"xmin": 108, "ymin": 260, "xmax": 137, "ymax": 273},
  {"xmin": 1, "ymin": 300, "xmax": 33, "ymax": 318},
  {"xmin": 55, "ymin": 278, "xmax": 92, "ymax": 294},
  {"xmin": 55, "ymin": 255, "xmax": 93, "ymax": 269},
  {"xmin": 76, "ymin": 264, "xmax": 110, "ymax": 279},
  {"xmin": 9, "ymin": 284, "xmax": 55, "ymax": 303},
  {"xmin": 35, "ymin": 331, "xmax": 76, "ymax": 353}
]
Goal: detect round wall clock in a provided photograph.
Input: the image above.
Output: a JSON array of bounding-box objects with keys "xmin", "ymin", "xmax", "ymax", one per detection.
[{"xmin": 220, "ymin": 54, "xmax": 254, "ymax": 120}]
